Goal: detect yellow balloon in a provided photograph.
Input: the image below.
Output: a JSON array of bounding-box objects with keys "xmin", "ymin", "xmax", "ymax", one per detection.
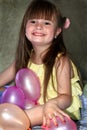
[{"xmin": 0, "ymin": 103, "xmax": 30, "ymax": 130}]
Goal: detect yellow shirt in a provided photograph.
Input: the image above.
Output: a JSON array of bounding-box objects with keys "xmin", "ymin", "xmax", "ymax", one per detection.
[{"xmin": 27, "ymin": 59, "xmax": 82, "ymax": 120}]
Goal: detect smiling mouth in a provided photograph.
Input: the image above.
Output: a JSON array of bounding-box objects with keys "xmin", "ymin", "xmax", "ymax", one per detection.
[{"xmin": 32, "ymin": 32, "xmax": 45, "ymax": 36}]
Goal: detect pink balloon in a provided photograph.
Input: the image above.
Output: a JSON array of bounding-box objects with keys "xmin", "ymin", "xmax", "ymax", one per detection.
[
  {"xmin": 1, "ymin": 86, "xmax": 25, "ymax": 109},
  {"xmin": 24, "ymin": 98, "xmax": 36, "ymax": 109},
  {"xmin": 42, "ymin": 117, "xmax": 77, "ymax": 130},
  {"xmin": 15, "ymin": 68, "xmax": 41, "ymax": 101}
]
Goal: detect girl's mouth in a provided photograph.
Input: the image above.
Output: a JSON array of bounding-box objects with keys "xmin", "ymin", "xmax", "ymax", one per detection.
[{"xmin": 32, "ymin": 32, "xmax": 45, "ymax": 36}]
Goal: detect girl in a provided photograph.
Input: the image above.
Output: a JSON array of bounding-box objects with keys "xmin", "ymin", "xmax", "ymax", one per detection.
[{"xmin": 0, "ymin": 0, "xmax": 82, "ymax": 128}]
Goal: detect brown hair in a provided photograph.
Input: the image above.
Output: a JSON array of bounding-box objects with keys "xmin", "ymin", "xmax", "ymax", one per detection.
[{"xmin": 15, "ymin": 0, "xmax": 67, "ymax": 102}]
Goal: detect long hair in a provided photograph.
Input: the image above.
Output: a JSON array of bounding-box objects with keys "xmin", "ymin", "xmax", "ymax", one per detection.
[{"xmin": 15, "ymin": 0, "xmax": 67, "ymax": 102}]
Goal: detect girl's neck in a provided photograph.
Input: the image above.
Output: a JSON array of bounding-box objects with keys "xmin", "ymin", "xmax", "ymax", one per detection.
[
  {"xmin": 30, "ymin": 49, "xmax": 44, "ymax": 64},
  {"xmin": 30, "ymin": 45, "xmax": 50, "ymax": 64}
]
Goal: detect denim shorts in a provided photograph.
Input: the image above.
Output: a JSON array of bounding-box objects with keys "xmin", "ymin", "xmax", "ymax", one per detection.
[{"xmin": 32, "ymin": 126, "xmax": 43, "ymax": 130}]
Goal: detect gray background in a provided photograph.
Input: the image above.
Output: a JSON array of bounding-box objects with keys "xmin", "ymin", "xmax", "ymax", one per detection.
[{"xmin": 0, "ymin": 0, "xmax": 87, "ymax": 83}]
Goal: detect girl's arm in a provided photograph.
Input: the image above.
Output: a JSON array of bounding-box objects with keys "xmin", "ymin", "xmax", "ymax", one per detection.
[
  {"xmin": 55, "ymin": 55, "xmax": 72, "ymax": 109},
  {"xmin": 0, "ymin": 62, "xmax": 15, "ymax": 87},
  {"xmin": 25, "ymin": 105, "xmax": 43, "ymax": 127}
]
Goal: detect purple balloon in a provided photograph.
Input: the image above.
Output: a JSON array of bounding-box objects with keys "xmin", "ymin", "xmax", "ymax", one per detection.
[
  {"xmin": 15, "ymin": 68, "xmax": 41, "ymax": 101},
  {"xmin": 1, "ymin": 86, "xmax": 25, "ymax": 109},
  {"xmin": 42, "ymin": 117, "xmax": 77, "ymax": 130}
]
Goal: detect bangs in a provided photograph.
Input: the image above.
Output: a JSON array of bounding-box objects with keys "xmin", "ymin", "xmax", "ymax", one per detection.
[
  {"xmin": 26, "ymin": 0, "xmax": 58, "ymax": 21},
  {"xmin": 28, "ymin": 6, "xmax": 55, "ymax": 21}
]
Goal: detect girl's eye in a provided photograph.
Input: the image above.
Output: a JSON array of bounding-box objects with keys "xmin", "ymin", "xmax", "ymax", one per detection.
[
  {"xmin": 30, "ymin": 20, "xmax": 36, "ymax": 24},
  {"xmin": 44, "ymin": 21, "xmax": 51, "ymax": 25}
]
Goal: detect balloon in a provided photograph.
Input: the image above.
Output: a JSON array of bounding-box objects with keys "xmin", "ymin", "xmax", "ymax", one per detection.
[
  {"xmin": 1, "ymin": 86, "xmax": 25, "ymax": 109},
  {"xmin": 15, "ymin": 68, "xmax": 41, "ymax": 101},
  {"xmin": 42, "ymin": 117, "xmax": 77, "ymax": 130},
  {"xmin": 24, "ymin": 98, "xmax": 36, "ymax": 109},
  {"xmin": 0, "ymin": 103, "xmax": 30, "ymax": 130}
]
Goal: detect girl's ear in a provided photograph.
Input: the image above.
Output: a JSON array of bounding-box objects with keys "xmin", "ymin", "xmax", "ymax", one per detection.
[
  {"xmin": 64, "ymin": 18, "xmax": 70, "ymax": 29},
  {"xmin": 55, "ymin": 28, "xmax": 61, "ymax": 38}
]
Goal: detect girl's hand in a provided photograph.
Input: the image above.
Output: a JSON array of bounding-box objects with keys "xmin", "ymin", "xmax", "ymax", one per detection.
[{"xmin": 42, "ymin": 99, "xmax": 70, "ymax": 127}]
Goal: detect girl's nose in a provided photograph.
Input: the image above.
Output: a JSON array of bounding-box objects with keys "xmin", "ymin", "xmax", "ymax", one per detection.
[{"xmin": 36, "ymin": 22, "xmax": 43, "ymax": 29}]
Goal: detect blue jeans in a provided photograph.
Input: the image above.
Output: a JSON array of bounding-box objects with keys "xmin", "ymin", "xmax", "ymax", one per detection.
[
  {"xmin": 77, "ymin": 95, "xmax": 87, "ymax": 130},
  {"xmin": 0, "ymin": 91, "xmax": 3, "ymax": 103}
]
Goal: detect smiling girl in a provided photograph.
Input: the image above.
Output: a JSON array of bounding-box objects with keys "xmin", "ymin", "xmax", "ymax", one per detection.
[{"xmin": 0, "ymin": 0, "xmax": 82, "ymax": 129}]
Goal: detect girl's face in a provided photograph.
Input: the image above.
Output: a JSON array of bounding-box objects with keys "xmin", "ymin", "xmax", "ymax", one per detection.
[{"xmin": 25, "ymin": 18, "xmax": 60, "ymax": 48}]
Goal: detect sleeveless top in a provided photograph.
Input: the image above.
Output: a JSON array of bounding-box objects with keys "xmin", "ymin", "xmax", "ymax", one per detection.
[{"xmin": 27, "ymin": 56, "xmax": 82, "ymax": 120}]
